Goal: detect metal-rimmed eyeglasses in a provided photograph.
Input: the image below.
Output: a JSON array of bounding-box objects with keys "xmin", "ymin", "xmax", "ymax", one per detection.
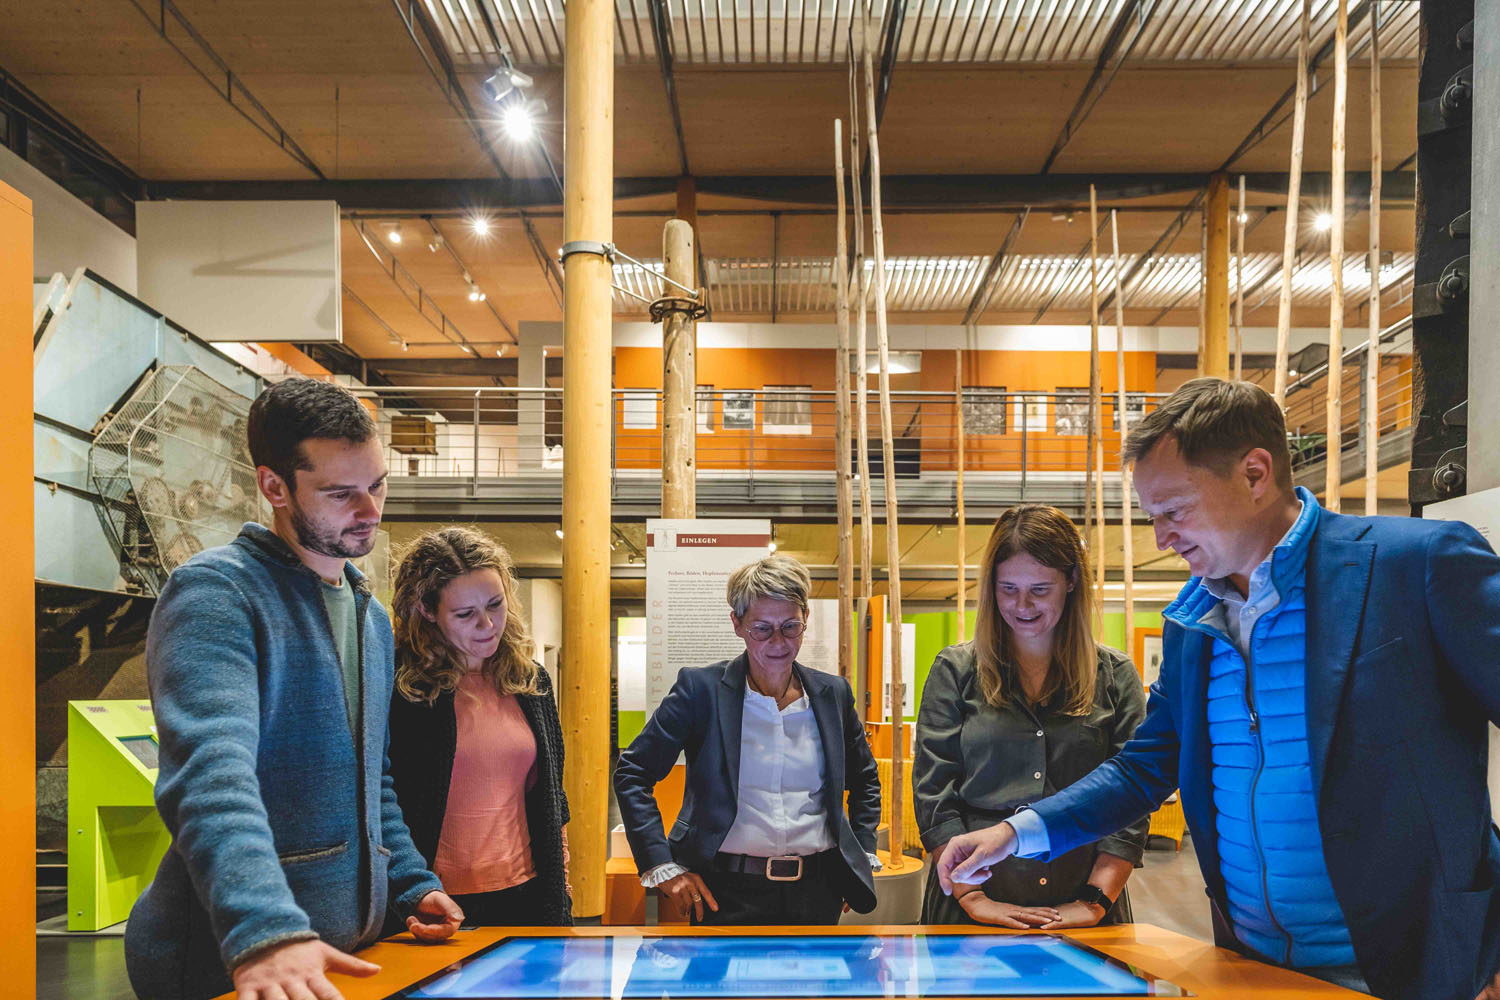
[{"xmin": 741, "ymin": 620, "xmax": 807, "ymax": 641}]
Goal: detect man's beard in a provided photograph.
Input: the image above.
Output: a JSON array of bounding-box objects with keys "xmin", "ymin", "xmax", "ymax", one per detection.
[{"xmin": 288, "ymin": 496, "xmax": 377, "ymax": 560}]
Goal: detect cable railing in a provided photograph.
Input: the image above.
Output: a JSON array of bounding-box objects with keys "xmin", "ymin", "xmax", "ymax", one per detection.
[{"xmin": 349, "ymin": 361, "xmax": 1415, "ymax": 506}]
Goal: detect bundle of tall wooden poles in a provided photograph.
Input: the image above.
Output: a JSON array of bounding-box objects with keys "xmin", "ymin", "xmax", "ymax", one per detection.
[{"xmin": 834, "ymin": 10, "xmax": 907, "ymax": 870}]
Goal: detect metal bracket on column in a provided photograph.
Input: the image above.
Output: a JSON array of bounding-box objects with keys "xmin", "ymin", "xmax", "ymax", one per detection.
[
  {"xmin": 1412, "ymin": 256, "xmax": 1470, "ymax": 320},
  {"xmin": 559, "ymin": 240, "xmax": 612, "ymax": 262},
  {"xmin": 1417, "ymin": 66, "xmax": 1474, "ymax": 138}
]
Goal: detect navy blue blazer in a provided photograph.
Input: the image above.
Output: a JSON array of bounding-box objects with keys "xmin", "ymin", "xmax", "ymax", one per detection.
[
  {"xmin": 1027, "ymin": 507, "xmax": 1500, "ymax": 1000},
  {"xmin": 614, "ymin": 653, "xmax": 882, "ymax": 913}
]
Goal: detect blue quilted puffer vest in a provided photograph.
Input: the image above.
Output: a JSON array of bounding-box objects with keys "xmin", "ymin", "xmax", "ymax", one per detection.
[{"xmin": 1164, "ymin": 489, "xmax": 1355, "ymax": 968}]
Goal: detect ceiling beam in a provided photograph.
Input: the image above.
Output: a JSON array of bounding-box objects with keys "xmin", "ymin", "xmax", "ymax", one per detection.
[
  {"xmin": 124, "ymin": 0, "xmax": 325, "ymax": 179},
  {"xmin": 144, "ymin": 171, "xmax": 1413, "ymax": 211},
  {"xmin": 1038, "ymin": 0, "xmax": 1155, "ymax": 175},
  {"xmin": 873, "ymin": 0, "xmax": 909, "ymax": 128},
  {"xmin": 387, "ymin": 0, "xmax": 564, "ymax": 305},
  {"xmin": 645, "ymin": 0, "xmax": 692, "ymax": 175},
  {"xmin": 961, "ymin": 208, "xmax": 1029, "ymax": 326}
]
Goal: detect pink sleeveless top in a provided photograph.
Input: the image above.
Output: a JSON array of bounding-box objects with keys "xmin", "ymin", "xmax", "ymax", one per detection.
[{"xmin": 432, "ymin": 672, "xmax": 538, "ymax": 894}]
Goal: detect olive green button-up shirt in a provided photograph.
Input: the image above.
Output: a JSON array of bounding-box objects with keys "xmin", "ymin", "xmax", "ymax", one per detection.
[{"xmin": 914, "ymin": 641, "xmax": 1149, "ymax": 907}]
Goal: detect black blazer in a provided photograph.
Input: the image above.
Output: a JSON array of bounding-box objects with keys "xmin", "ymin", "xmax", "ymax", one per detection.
[
  {"xmin": 386, "ymin": 664, "xmax": 572, "ymax": 926},
  {"xmin": 613, "ymin": 653, "xmax": 882, "ymax": 913}
]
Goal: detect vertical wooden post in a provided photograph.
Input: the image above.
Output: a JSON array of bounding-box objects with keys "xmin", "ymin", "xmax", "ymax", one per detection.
[
  {"xmin": 1275, "ymin": 0, "xmax": 1312, "ymax": 406},
  {"xmin": 560, "ymin": 0, "xmax": 613, "ymax": 918},
  {"xmin": 1365, "ymin": 1, "xmax": 1382, "ymax": 516},
  {"xmin": 0, "ymin": 180, "xmax": 35, "ymax": 991},
  {"xmin": 675, "ymin": 175, "xmax": 698, "ymax": 234},
  {"xmin": 1204, "ymin": 173, "xmax": 1231, "ymax": 379},
  {"xmin": 1088, "ymin": 186, "xmax": 1105, "ymax": 616},
  {"xmin": 1235, "ymin": 175, "xmax": 1246, "ymax": 382},
  {"xmin": 1197, "ymin": 210, "xmax": 1208, "ymax": 377},
  {"xmin": 863, "ymin": 12, "xmax": 906, "ymax": 869},
  {"xmin": 849, "ymin": 52, "xmax": 874, "ymax": 715},
  {"xmin": 955, "ymin": 347, "xmax": 967, "ymax": 642},
  {"xmin": 834, "ymin": 120, "xmax": 855, "ymax": 684},
  {"xmin": 1326, "ymin": 0, "xmax": 1348, "ymax": 513},
  {"xmin": 1110, "ymin": 210, "xmax": 1134, "ymax": 654},
  {"xmin": 661, "ymin": 219, "xmax": 697, "ymax": 518}
]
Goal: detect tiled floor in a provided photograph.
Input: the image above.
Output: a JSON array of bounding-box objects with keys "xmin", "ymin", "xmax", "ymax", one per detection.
[{"xmin": 36, "ymin": 835, "xmax": 1210, "ymax": 998}]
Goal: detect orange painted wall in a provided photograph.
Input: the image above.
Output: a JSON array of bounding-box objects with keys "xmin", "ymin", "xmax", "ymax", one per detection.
[
  {"xmin": 612, "ymin": 345, "xmax": 1156, "ymax": 474},
  {"xmin": 259, "ymin": 341, "xmax": 333, "ymax": 378},
  {"xmin": 0, "ymin": 181, "xmax": 36, "ymax": 989}
]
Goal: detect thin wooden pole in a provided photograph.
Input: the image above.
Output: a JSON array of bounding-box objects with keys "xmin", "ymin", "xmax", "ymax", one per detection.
[
  {"xmin": 1197, "ymin": 210, "xmax": 1208, "ymax": 377},
  {"xmin": 955, "ymin": 346, "xmax": 967, "ymax": 642},
  {"xmin": 661, "ymin": 219, "xmax": 697, "ymax": 518},
  {"xmin": 1235, "ymin": 175, "xmax": 1246, "ymax": 381},
  {"xmin": 1365, "ymin": 3, "xmax": 1382, "ymax": 517},
  {"xmin": 1110, "ymin": 210, "xmax": 1134, "ymax": 656},
  {"xmin": 1204, "ymin": 173, "xmax": 1231, "ymax": 378},
  {"xmin": 1326, "ymin": 0, "xmax": 1348, "ymax": 513},
  {"xmin": 863, "ymin": 11, "xmax": 906, "ymax": 870},
  {"xmin": 1275, "ymin": 0, "xmax": 1312, "ymax": 406},
  {"xmin": 834, "ymin": 120, "xmax": 855, "ymax": 685},
  {"xmin": 1088, "ymin": 185, "xmax": 1105, "ymax": 617},
  {"xmin": 560, "ymin": 0, "xmax": 613, "ymax": 918},
  {"xmin": 849, "ymin": 42, "xmax": 873, "ymax": 716}
]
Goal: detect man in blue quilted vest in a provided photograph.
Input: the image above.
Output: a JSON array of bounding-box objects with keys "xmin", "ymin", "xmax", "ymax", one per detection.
[{"xmin": 937, "ymin": 377, "xmax": 1500, "ymax": 1000}]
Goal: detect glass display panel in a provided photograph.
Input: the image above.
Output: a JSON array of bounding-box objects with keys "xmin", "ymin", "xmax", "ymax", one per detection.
[
  {"xmin": 119, "ymin": 734, "xmax": 160, "ymax": 770},
  {"xmin": 388, "ymin": 933, "xmax": 1190, "ymax": 999}
]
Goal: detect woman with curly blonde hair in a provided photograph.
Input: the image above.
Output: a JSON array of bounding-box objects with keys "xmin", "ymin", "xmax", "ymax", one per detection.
[{"xmin": 386, "ymin": 526, "xmax": 572, "ymax": 928}]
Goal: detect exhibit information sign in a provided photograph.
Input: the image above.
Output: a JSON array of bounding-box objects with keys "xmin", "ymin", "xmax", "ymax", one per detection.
[
  {"xmin": 390, "ymin": 933, "xmax": 1187, "ymax": 998},
  {"xmin": 645, "ymin": 519, "xmax": 771, "ymax": 714},
  {"xmin": 796, "ymin": 598, "xmax": 842, "ymax": 675}
]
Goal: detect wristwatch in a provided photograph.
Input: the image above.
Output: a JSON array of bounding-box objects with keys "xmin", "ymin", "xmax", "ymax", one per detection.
[{"xmin": 1073, "ymin": 884, "xmax": 1113, "ymax": 910}]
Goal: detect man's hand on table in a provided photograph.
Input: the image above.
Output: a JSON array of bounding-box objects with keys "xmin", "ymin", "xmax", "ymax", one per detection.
[
  {"xmin": 233, "ymin": 939, "xmax": 379, "ymax": 1000},
  {"xmin": 406, "ymin": 890, "xmax": 465, "ymax": 940},
  {"xmin": 659, "ymin": 871, "xmax": 719, "ymax": 922},
  {"xmin": 1038, "ymin": 900, "xmax": 1107, "ymax": 930},
  {"xmin": 936, "ymin": 821, "xmax": 1019, "ymax": 894}
]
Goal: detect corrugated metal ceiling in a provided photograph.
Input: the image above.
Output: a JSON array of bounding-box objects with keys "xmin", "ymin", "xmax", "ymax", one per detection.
[{"xmin": 422, "ymin": 0, "xmax": 1418, "ymax": 68}]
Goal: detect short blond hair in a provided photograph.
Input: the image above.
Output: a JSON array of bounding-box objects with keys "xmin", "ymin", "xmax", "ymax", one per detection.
[{"xmin": 726, "ymin": 554, "xmax": 811, "ymax": 618}]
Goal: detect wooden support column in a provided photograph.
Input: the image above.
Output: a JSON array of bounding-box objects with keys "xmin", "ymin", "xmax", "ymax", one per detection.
[
  {"xmin": 1088, "ymin": 186, "xmax": 1105, "ymax": 615},
  {"xmin": 1204, "ymin": 173, "xmax": 1231, "ymax": 379},
  {"xmin": 675, "ymin": 175, "xmax": 698, "ymax": 234},
  {"xmin": 1365, "ymin": 1, "xmax": 1382, "ymax": 516},
  {"xmin": 834, "ymin": 121, "xmax": 855, "ymax": 684},
  {"xmin": 1110, "ymin": 210, "xmax": 1135, "ymax": 648},
  {"xmin": 560, "ymin": 0, "xmax": 613, "ymax": 918},
  {"xmin": 1326, "ymin": 0, "xmax": 1348, "ymax": 513},
  {"xmin": 863, "ymin": 13, "xmax": 906, "ymax": 869},
  {"xmin": 955, "ymin": 348, "xmax": 967, "ymax": 643},
  {"xmin": 1275, "ymin": 0, "xmax": 1312, "ymax": 406},
  {"xmin": 1235, "ymin": 175, "xmax": 1246, "ymax": 382},
  {"xmin": 661, "ymin": 220, "xmax": 697, "ymax": 518}
]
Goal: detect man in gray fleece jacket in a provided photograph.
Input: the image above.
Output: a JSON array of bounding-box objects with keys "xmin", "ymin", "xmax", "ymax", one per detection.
[{"xmin": 125, "ymin": 378, "xmax": 463, "ymax": 1000}]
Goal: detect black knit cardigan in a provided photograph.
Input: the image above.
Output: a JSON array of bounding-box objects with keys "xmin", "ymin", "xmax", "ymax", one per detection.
[{"xmin": 386, "ymin": 663, "xmax": 573, "ymax": 927}]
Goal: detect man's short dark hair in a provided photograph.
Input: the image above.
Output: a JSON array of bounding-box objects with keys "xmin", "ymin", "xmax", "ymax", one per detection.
[
  {"xmin": 247, "ymin": 378, "xmax": 377, "ymax": 487},
  {"xmin": 1122, "ymin": 377, "xmax": 1293, "ymax": 491}
]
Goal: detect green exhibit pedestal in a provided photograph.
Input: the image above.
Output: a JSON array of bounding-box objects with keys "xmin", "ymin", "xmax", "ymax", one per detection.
[{"xmin": 67, "ymin": 700, "xmax": 170, "ymax": 931}]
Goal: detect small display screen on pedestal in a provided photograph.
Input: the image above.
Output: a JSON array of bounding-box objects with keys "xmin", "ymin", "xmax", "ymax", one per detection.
[{"xmin": 388, "ymin": 932, "xmax": 1190, "ymax": 999}]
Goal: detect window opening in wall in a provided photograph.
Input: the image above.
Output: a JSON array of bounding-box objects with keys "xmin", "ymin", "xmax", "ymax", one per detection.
[
  {"xmin": 764, "ymin": 385, "xmax": 813, "ymax": 435},
  {"xmin": 622, "ymin": 389, "xmax": 657, "ymax": 430},
  {"xmin": 697, "ymin": 384, "xmax": 715, "ymax": 432},
  {"xmin": 1054, "ymin": 387, "xmax": 1089, "ymax": 436}
]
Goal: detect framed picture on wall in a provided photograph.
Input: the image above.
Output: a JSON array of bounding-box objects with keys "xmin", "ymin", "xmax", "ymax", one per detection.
[
  {"xmin": 1134, "ymin": 626, "xmax": 1164, "ymax": 687},
  {"xmin": 722, "ymin": 391, "xmax": 754, "ymax": 429}
]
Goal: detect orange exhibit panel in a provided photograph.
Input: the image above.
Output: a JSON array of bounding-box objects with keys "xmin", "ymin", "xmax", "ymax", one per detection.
[{"xmin": 0, "ymin": 179, "xmax": 36, "ymax": 990}]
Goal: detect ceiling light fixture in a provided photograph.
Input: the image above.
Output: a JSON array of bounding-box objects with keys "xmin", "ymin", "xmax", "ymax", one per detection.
[
  {"xmin": 1314, "ymin": 212, "xmax": 1333, "ymax": 232},
  {"xmin": 1237, "ymin": 212, "xmax": 1249, "ymax": 224},
  {"xmin": 385, "ymin": 223, "xmax": 403, "ymax": 245},
  {"xmin": 471, "ymin": 216, "xmax": 491, "ymax": 236},
  {"xmin": 427, "ymin": 233, "xmax": 445, "ymax": 253},
  {"xmin": 482, "ymin": 51, "xmax": 534, "ymax": 104},
  {"xmin": 555, "ymin": 528, "xmax": 565, "ymax": 539},
  {"xmin": 502, "ymin": 103, "xmax": 535, "ymax": 142}
]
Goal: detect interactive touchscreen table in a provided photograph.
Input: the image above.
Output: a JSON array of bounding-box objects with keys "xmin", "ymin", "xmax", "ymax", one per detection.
[
  {"xmin": 390, "ymin": 933, "xmax": 1182, "ymax": 998},
  {"xmin": 211, "ymin": 925, "xmax": 1369, "ymax": 1000}
]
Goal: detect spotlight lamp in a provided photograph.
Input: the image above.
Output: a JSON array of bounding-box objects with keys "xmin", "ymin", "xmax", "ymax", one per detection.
[
  {"xmin": 427, "ymin": 233, "xmax": 445, "ymax": 253},
  {"xmin": 384, "ymin": 222, "xmax": 403, "ymax": 245},
  {"xmin": 471, "ymin": 216, "xmax": 491, "ymax": 236},
  {"xmin": 1314, "ymin": 212, "xmax": 1333, "ymax": 233},
  {"xmin": 482, "ymin": 50, "xmax": 534, "ymax": 104}
]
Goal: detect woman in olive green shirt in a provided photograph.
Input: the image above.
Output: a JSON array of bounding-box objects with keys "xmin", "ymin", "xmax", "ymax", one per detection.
[{"xmin": 914, "ymin": 504, "xmax": 1148, "ymax": 928}]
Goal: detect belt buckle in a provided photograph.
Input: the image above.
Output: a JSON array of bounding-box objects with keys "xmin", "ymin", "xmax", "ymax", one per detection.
[{"xmin": 766, "ymin": 856, "xmax": 803, "ymax": 881}]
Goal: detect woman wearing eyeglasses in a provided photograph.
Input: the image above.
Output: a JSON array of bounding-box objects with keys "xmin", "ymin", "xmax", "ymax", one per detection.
[{"xmin": 614, "ymin": 554, "xmax": 883, "ymax": 926}]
